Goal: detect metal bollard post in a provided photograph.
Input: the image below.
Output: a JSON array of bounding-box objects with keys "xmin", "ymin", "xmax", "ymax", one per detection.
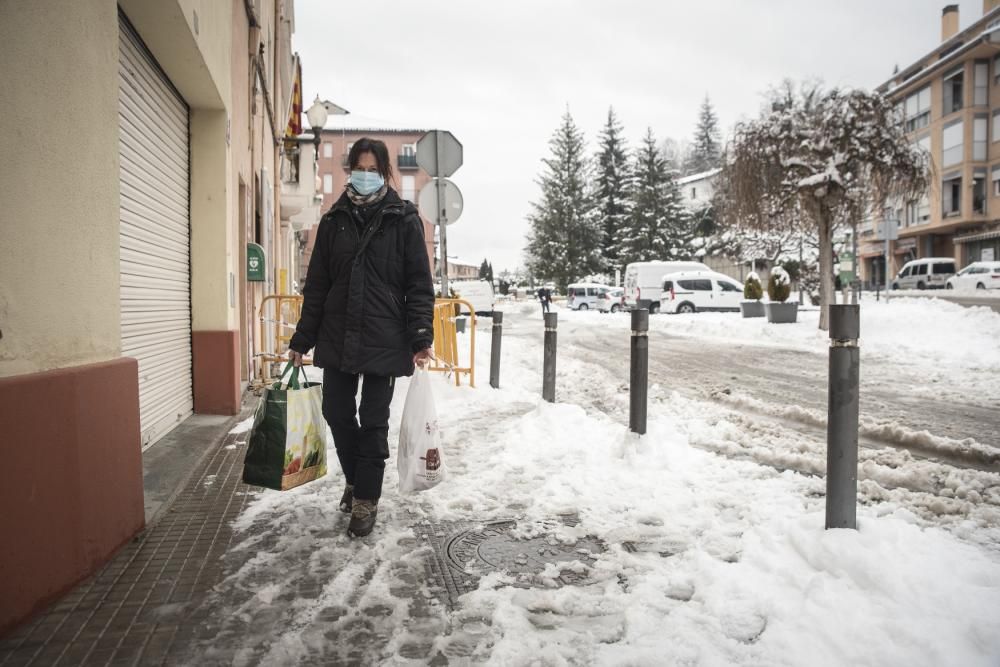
[
  {"xmin": 826, "ymin": 304, "xmax": 860, "ymax": 530},
  {"xmin": 489, "ymin": 311, "xmax": 503, "ymax": 389},
  {"xmin": 542, "ymin": 312, "xmax": 558, "ymax": 402},
  {"xmin": 629, "ymin": 309, "xmax": 649, "ymax": 434}
]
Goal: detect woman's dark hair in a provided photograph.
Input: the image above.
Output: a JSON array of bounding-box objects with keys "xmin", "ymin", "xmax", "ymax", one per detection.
[{"xmin": 348, "ymin": 137, "xmax": 394, "ymax": 185}]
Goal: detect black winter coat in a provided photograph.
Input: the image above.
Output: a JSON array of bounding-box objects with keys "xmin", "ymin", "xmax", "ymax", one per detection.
[{"xmin": 289, "ymin": 188, "xmax": 434, "ymax": 377}]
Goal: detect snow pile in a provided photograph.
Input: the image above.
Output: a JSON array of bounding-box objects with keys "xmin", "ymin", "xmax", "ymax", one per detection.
[
  {"xmin": 770, "ymin": 265, "xmax": 790, "ymax": 286},
  {"xmin": 594, "ymin": 297, "xmax": 1000, "ymax": 373},
  {"xmin": 219, "ymin": 311, "xmax": 1000, "ymax": 665}
]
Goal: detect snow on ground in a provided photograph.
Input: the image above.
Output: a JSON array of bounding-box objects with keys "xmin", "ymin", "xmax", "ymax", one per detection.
[
  {"xmin": 553, "ymin": 296, "xmax": 1000, "ymax": 370},
  {"xmin": 551, "ymin": 296, "xmax": 1000, "ymax": 404},
  {"xmin": 221, "ymin": 302, "xmax": 1000, "ymax": 665}
]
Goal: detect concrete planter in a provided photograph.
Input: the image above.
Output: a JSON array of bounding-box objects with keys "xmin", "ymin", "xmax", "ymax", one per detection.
[
  {"xmin": 765, "ymin": 301, "xmax": 799, "ymax": 324},
  {"xmin": 740, "ymin": 300, "xmax": 765, "ymax": 318}
]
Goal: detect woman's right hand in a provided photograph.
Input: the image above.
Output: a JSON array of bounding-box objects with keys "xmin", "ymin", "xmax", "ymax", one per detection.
[{"xmin": 288, "ymin": 350, "xmax": 304, "ymax": 368}]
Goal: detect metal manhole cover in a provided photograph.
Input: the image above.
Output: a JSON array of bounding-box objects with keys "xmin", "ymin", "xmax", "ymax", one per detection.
[{"xmin": 444, "ymin": 519, "xmax": 604, "ymax": 587}]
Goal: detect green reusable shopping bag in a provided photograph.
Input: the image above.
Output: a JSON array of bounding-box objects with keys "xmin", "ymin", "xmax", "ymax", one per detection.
[{"xmin": 242, "ymin": 362, "xmax": 328, "ymax": 491}]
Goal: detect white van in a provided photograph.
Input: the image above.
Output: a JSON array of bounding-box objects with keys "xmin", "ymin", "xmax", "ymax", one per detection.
[
  {"xmin": 891, "ymin": 257, "xmax": 956, "ymax": 290},
  {"xmin": 624, "ymin": 260, "xmax": 711, "ymax": 313},
  {"xmin": 441, "ymin": 280, "xmax": 495, "ymax": 316},
  {"xmin": 659, "ymin": 271, "xmax": 744, "ymax": 314},
  {"xmin": 566, "ymin": 282, "xmax": 613, "ymax": 310}
]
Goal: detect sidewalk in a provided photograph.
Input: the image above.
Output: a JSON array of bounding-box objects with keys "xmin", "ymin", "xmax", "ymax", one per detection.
[
  {"xmin": 0, "ymin": 398, "xmax": 258, "ymax": 666},
  {"xmin": 0, "ymin": 385, "xmax": 520, "ymax": 666}
]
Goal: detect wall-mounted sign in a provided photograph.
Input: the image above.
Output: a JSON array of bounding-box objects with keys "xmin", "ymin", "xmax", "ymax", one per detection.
[{"xmin": 247, "ymin": 243, "xmax": 266, "ymax": 282}]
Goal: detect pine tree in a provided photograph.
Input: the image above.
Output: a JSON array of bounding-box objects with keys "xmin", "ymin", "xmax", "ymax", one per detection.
[
  {"xmin": 686, "ymin": 95, "xmax": 722, "ymax": 174},
  {"xmin": 594, "ymin": 107, "xmax": 632, "ymax": 272},
  {"xmin": 479, "ymin": 258, "xmax": 490, "ymax": 281},
  {"xmin": 617, "ymin": 129, "xmax": 690, "ymax": 264},
  {"xmin": 524, "ymin": 111, "xmax": 602, "ymax": 291}
]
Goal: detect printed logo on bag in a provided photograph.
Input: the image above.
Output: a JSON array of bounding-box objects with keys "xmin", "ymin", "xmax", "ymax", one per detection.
[
  {"xmin": 420, "ymin": 448, "xmax": 441, "ymax": 471},
  {"xmin": 424, "ymin": 420, "xmax": 438, "ymax": 435}
]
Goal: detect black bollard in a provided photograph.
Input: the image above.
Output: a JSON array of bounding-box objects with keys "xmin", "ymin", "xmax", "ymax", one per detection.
[
  {"xmin": 489, "ymin": 311, "xmax": 503, "ymax": 389},
  {"xmin": 542, "ymin": 312, "xmax": 557, "ymax": 402},
  {"xmin": 629, "ymin": 309, "xmax": 649, "ymax": 434},
  {"xmin": 826, "ymin": 304, "xmax": 861, "ymax": 530}
]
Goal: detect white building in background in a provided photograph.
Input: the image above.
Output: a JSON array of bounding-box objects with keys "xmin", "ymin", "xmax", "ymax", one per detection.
[{"xmin": 678, "ymin": 167, "xmax": 721, "ymax": 210}]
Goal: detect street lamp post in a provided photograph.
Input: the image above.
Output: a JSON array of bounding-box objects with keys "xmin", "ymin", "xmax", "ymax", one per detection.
[{"xmin": 305, "ymin": 96, "xmax": 328, "ymax": 160}]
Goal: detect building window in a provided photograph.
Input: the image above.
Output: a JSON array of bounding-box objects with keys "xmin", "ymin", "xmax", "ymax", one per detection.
[
  {"xmin": 322, "ymin": 142, "xmax": 333, "ymax": 158},
  {"xmin": 323, "ymin": 174, "xmax": 333, "ymax": 193},
  {"xmin": 691, "ymin": 187, "xmax": 697, "ymax": 199},
  {"xmin": 993, "ymin": 166, "xmax": 1000, "ymax": 196},
  {"xmin": 975, "ymin": 61, "xmax": 989, "ymax": 105},
  {"xmin": 401, "ymin": 175, "xmax": 415, "ymax": 201},
  {"xmin": 995, "ymin": 54, "xmax": 1000, "ymax": 84},
  {"xmin": 943, "ymin": 120, "xmax": 964, "ymax": 166},
  {"xmin": 974, "ymin": 173, "xmax": 987, "ymax": 214},
  {"xmin": 401, "ymin": 143, "xmax": 416, "ymax": 156},
  {"xmin": 943, "ymin": 175, "xmax": 961, "ymax": 216},
  {"xmin": 975, "ymin": 116, "xmax": 989, "ymax": 160},
  {"xmin": 994, "ymin": 111, "xmax": 1000, "ymax": 143},
  {"xmin": 943, "ymin": 67, "xmax": 964, "ymax": 115},
  {"xmin": 904, "ymin": 86, "xmax": 931, "ymax": 132}
]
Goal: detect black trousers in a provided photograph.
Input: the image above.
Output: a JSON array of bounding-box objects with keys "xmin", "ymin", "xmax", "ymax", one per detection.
[{"xmin": 322, "ymin": 369, "xmax": 395, "ymax": 503}]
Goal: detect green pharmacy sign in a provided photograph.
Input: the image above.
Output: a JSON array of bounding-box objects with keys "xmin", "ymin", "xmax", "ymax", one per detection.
[{"xmin": 247, "ymin": 243, "xmax": 266, "ymax": 282}]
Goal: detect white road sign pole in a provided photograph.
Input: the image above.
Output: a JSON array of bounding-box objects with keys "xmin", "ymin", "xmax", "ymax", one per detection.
[{"xmin": 437, "ymin": 132, "xmax": 449, "ymax": 298}]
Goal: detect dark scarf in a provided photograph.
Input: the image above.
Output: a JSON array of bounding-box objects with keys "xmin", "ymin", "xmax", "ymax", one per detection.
[{"xmin": 345, "ymin": 183, "xmax": 388, "ymax": 208}]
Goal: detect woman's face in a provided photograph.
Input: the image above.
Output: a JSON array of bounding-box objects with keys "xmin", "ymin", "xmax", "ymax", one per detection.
[{"xmin": 355, "ymin": 151, "xmax": 379, "ymax": 174}]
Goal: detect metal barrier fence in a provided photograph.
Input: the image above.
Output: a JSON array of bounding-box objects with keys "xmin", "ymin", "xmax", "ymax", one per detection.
[
  {"xmin": 254, "ymin": 294, "xmax": 477, "ymax": 387},
  {"xmin": 430, "ymin": 298, "xmax": 476, "ymax": 387},
  {"xmin": 256, "ymin": 294, "xmax": 308, "ymax": 385}
]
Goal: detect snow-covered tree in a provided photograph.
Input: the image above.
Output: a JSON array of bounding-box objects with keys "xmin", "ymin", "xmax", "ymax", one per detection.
[
  {"xmin": 721, "ymin": 82, "xmax": 928, "ymax": 330},
  {"xmin": 617, "ymin": 128, "xmax": 689, "ymax": 264},
  {"xmin": 478, "ymin": 259, "xmax": 494, "ymax": 284},
  {"xmin": 524, "ymin": 111, "xmax": 603, "ymax": 291},
  {"xmin": 660, "ymin": 137, "xmax": 691, "ymax": 176},
  {"xmin": 686, "ymin": 95, "xmax": 722, "ymax": 174},
  {"xmin": 594, "ymin": 107, "xmax": 632, "ymax": 271}
]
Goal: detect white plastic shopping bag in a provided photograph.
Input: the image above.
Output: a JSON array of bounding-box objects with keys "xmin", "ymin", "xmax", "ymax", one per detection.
[{"xmin": 397, "ymin": 369, "xmax": 446, "ymax": 493}]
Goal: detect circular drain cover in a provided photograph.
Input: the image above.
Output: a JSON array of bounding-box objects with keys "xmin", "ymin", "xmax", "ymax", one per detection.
[{"xmin": 445, "ymin": 520, "xmax": 604, "ymax": 587}]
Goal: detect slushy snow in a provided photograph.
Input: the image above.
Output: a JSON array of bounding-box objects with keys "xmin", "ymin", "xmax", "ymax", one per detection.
[{"xmin": 219, "ymin": 296, "xmax": 1000, "ymax": 665}]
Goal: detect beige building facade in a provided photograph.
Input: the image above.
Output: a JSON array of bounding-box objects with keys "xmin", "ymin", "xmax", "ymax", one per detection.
[
  {"xmin": 867, "ymin": 1, "xmax": 1000, "ymax": 284},
  {"xmin": 0, "ymin": 0, "xmax": 301, "ymax": 632}
]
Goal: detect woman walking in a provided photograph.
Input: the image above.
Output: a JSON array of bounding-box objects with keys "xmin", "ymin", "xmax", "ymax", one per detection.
[{"xmin": 289, "ymin": 138, "xmax": 435, "ymax": 537}]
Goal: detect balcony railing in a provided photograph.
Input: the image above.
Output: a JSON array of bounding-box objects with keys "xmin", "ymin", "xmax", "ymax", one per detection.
[{"xmin": 398, "ymin": 154, "xmax": 418, "ymax": 169}]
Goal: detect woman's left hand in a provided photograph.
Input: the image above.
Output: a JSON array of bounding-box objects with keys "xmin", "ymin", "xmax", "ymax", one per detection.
[{"xmin": 413, "ymin": 347, "xmax": 435, "ymax": 368}]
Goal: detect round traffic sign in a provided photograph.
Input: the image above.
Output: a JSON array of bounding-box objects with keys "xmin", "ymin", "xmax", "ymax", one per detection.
[{"xmin": 418, "ymin": 179, "xmax": 463, "ymax": 226}]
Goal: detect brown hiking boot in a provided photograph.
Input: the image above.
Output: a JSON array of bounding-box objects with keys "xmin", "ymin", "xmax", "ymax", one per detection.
[
  {"xmin": 339, "ymin": 484, "xmax": 354, "ymax": 514},
  {"xmin": 348, "ymin": 498, "xmax": 378, "ymax": 538}
]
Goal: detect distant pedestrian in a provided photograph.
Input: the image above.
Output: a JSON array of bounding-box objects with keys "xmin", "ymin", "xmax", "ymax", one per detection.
[
  {"xmin": 538, "ymin": 286, "xmax": 551, "ymax": 313},
  {"xmin": 288, "ymin": 137, "xmax": 435, "ymax": 538}
]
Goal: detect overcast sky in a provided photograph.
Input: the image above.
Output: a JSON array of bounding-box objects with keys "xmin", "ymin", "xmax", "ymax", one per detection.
[{"xmin": 294, "ymin": 0, "xmax": 986, "ymax": 273}]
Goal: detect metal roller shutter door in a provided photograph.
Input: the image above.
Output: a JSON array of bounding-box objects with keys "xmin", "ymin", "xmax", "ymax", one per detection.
[{"xmin": 118, "ymin": 14, "xmax": 192, "ymax": 448}]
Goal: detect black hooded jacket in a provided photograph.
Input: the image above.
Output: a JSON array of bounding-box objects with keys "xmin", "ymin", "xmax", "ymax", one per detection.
[{"xmin": 289, "ymin": 188, "xmax": 434, "ymax": 377}]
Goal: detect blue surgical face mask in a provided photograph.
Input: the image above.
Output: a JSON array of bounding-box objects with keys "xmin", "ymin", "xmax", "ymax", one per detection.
[{"xmin": 350, "ymin": 170, "xmax": 384, "ymax": 195}]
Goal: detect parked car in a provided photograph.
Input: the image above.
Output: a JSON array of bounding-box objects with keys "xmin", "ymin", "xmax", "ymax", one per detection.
[
  {"xmin": 945, "ymin": 261, "xmax": 1000, "ymax": 290},
  {"xmin": 567, "ymin": 282, "xmax": 612, "ymax": 310},
  {"xmin": 624, "ymin": 260, "xmax": 711, "ymax": 313},
  {"xmin": 891, "ymin": 257, "xmax": 956, "ymax": 290},
  {"xmin": 659, "ymin": 271, "xmax": 744, "ymax": 314},
  {"xmin": 597, "ymin": 287, "xmax": 625, "ymax": 313}
]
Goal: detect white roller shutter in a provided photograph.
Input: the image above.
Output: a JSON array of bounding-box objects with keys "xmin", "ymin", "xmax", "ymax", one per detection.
[{"xmin": 118, "ymin": 14, "xmax": 192, "ymax": 449}]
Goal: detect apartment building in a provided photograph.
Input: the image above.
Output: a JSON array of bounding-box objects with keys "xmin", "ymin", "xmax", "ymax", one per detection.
[
  {"xmin": 867, "ymin": 1, "xmax": 1000, "ymax": 283},
  {"xmin": 299, "ymin": 106, "xmax": 437, "ymax": 280},
  {"xmin": 0, "ymin": 0, "xmax": 300, "ymax": 632}
]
